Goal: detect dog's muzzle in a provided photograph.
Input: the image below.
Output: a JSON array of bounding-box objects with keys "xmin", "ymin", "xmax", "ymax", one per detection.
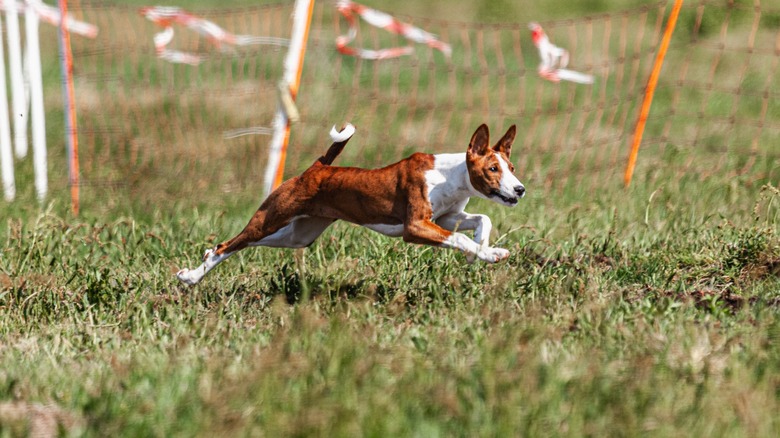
[
  {"xmin": 490, "ymin": 190, "xmax": 515, "ymax": 205},
  {"xmin": 490, "ymin": 185, "xmax": 525, "ymax": 205}
]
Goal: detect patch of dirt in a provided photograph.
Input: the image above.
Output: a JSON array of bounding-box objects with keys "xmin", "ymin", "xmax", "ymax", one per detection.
[
  {"xmin": 625, "ymin": 286, "xmax": 752, "ymax": 313},
  {"xmin": 0, "ymin": 274, "xmax": 11, "ymax": 290},
  {"xmin": 0, "ymin": 401, "xmax": 83, "ymax": 437},
  {"xmin": 741, "ymin": 257, "xmax": 780, "ymax": 281},
  {"xmin": 687, "ymin": 288, "xmax": 747, "ymax": 311},
  {"xmin": 12, "ymin": 274, "xmax": 58, "ymax": 290}
]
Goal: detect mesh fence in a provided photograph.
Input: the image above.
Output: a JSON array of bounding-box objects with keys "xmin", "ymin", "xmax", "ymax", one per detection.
[
  {"xmin": 27, "ymin": 0, "xmax": 780, "ymax": 206},
  {"xmin": 292, "ymin": 1, "xmax": 669, "ymax": 193},
  {"xmin": 637, "ymin": 0, "xmax": 780, "ymax": 187},
  {"xmin": 66, "ymin": 2, "xmax": 292, "ymax": 203}
]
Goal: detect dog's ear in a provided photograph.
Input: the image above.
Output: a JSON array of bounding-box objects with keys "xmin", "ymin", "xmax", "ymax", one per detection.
[
  {"xmin": 468, "ymin": 124, "xmax": 490, "ymax": 156},
  {"xmin": 493, "ymin": 125, "xmax": 516, "ymax": 158}
]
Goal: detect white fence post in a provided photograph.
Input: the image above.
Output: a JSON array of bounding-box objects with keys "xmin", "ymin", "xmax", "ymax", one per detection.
[
  {"xmin": 25, "ymin": 1, "xmax": 48, "ymax": 202},
  {"xmin": 0, "ymin": 14, "xmax": 13, "ymax": 201},
  {"xmin": 262, "ymin": 0, "xmax": 314, "ymax": 198},
  {"xmin": 6, "ymin": 1, "xmax": 28, "ymax": 159}
]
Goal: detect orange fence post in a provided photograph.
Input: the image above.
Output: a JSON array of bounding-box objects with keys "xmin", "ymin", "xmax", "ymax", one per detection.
[
  {"xmin": 624, "ymin": 0, "xmax": 683, "ymax": 188},
  {"xmin": 58, "ymin": 0, "xmax": 80, "ymax": 214}
]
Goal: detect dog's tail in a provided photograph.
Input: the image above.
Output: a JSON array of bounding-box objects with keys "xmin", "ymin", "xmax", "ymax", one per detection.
[{"xmin": 316, "ymin": 123, "xmax": 356, "ymax": 166}]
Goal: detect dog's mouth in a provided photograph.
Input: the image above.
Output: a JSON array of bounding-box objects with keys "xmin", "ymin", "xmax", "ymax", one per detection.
[{"xmin": 490, "ymin": 190, "xmax": 518, "ymax": 206}]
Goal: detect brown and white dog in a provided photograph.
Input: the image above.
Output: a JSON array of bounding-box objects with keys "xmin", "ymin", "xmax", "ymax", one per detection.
[{"xmin": 177, "ymin": 123, "xmax": 525, "ymax": 285}]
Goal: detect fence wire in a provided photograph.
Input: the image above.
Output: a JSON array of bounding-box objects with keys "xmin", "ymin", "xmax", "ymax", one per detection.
[{"xmin": 27, "ymin": 0, "xmax": 780, "ymax": 206}]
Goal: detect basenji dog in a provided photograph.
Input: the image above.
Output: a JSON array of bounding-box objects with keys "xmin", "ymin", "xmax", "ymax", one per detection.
[{"xmin": 176, "ymin": 123, "xmax": 525, "ymax": 285}]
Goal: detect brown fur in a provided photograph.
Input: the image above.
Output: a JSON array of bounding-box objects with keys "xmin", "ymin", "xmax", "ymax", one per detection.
[
  {"xmin": 212, "ymin": 152, "xmax": 450, "ymax": 257},
  {"xmin": 213, "ymin": 124, "xmax": 522, "ymax": 258},
  {"xmin": 176, "ymin": 123, "xmax": 524, "ymax": 286},
  {"xmin": 176, "ymin": 124, "xmax": 525, "ymax": 285},
  {"xmin": 467, "ymin": 125, "xmax": 516, "ymax": 197}
]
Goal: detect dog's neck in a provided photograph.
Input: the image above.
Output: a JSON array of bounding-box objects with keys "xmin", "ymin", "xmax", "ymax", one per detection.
[{"xmin": 426, "ymin": 153, "xmax": 482, "ymax": 219}]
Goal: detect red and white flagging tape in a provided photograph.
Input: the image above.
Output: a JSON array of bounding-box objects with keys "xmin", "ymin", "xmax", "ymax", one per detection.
[
  {"xmin": 335, "ymin": 0, "xmax": 451, "ymax": 60},
  {"xmin": 140, "ymin": 6, "xmax": 289, "ymax": 65},
  {"xmin": 529, "ymin": 22, "xmax": 593, "ymax": 84},
  {"xmin": 0, "ymin": 0, "xmax": 98, "ymax": 37}
]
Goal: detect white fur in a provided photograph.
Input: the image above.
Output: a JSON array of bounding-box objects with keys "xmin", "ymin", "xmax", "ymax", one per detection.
[
  {"xmin": 248, "ymin": 216, "xmax": 333, "ymax": 248},
  {"xmin": 330, "ymin": 123, "xmax": 356, "ymax": 142},
  {"xmin": 422, "ymin": 153, "xmax": 520, "ymax": 263},
  {"xmin": 496, "ymin": 153, "xmax": 525, "ymax": 203},
  {"xmin": 177, "ymin": 248, "xmax": 234, "ymax": 285},
  {"xmin": 425, "ymin": 153, "xmax": 475, "ymax": 218},
  {"xmin": 365, "ymin": 223, "xmax": 404, "ymax": 237},
  {"xmin": 442, "ymin": 233, "xmax": 509, "ymax": 263}
]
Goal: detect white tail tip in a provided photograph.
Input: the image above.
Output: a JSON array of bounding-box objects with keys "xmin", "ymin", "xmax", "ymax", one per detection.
[{"xmin": 330, "ymin": 123, "xmax": 356, "ymax": 142}]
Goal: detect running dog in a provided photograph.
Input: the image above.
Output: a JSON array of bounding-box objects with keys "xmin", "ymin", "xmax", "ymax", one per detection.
[{"xmin": 177, "ymin": 123, "xmax": 525, "ymax": 285}]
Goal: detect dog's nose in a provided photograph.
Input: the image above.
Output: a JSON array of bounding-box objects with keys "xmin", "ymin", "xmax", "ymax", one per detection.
[{"xmin": 514, "ymin": 185, "xmax": 526, "ymax": 198}]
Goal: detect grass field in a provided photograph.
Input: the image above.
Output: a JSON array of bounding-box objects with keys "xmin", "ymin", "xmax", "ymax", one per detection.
[
  {"xmin": 2, "ymin": 0, "xmax": 780, "ymax": 436},
  {"xmin": 2, "ymin": 175, "xmax": 778, "ymax": 436}
]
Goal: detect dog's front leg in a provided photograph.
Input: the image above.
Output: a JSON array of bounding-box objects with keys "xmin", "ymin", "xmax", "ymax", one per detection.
[
  {"xmin": 436, "ymin": 212, "xmax": 493, "ymax": 263},
  {"xmin": 404, "ymin": 219, "xmax": 508, "ymax": 263}
]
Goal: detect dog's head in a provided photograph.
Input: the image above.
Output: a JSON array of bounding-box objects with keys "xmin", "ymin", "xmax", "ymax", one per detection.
[{"xmin": 466, "ymin": 124, "xmax": 526, "ymax": 207}]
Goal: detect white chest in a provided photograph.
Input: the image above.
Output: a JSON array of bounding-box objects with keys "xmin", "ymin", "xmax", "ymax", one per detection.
[{"xmin": 425, "ymin": 154, "xmax": 473, "ymax": 220}]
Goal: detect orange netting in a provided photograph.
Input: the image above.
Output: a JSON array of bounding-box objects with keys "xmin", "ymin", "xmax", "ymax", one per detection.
[{"xmin": 30, "ymin": 0, "xmax": 778, "ymax": 206}]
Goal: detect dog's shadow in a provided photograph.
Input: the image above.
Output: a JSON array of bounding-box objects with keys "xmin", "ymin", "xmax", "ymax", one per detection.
[{"xmin": 264, "ymin": 262, "xmax": 388, "ymax": 304}]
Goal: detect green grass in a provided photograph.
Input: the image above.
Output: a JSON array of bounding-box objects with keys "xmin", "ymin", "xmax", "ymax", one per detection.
[
  {"xmin": 1, "ymin": 0, "xmax": 780, "ymax": 436},
  {"xmin": 1, "ymin": 178, "xmax": 779, "ymax": 436}
]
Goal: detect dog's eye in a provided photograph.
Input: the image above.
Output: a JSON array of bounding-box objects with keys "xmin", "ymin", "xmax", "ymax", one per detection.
[{"xmin": 489, "ymin": 166, "xmax": 498, "ymax": 172}]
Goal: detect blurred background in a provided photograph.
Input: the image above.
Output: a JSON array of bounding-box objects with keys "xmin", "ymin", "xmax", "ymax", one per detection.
[{"xmin": 2, "ymin": 0, "xmax": 778, "ymax": 214}]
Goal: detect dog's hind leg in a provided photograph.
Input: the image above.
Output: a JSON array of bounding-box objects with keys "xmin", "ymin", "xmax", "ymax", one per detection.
[
  {"xmin": 176, "ymin": 216, "xmax": 335, "ymax": 286},
  {"xmin": 176, "ymin": 246, "xmax": 236, "ymax": 286},
  {"xmin": 245, "ymin": 216, "xmax": 336, "ymax": 249},
  {"xmin": 176, "ymin": 214, "xmax": 266, "ymax": 286}
]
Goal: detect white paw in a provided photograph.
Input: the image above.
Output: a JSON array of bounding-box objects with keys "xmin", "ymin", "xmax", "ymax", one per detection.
[
  {"xmin": 176, "ymin": 268, "xmax": 199, "ymax": 286},
  {"xmin": 202, "ymin": 248, "xmax": 215, "ymax": 261},
  {"xmin": 478, "ymin": 247, "xmax": 510, "ymax": 263}
]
